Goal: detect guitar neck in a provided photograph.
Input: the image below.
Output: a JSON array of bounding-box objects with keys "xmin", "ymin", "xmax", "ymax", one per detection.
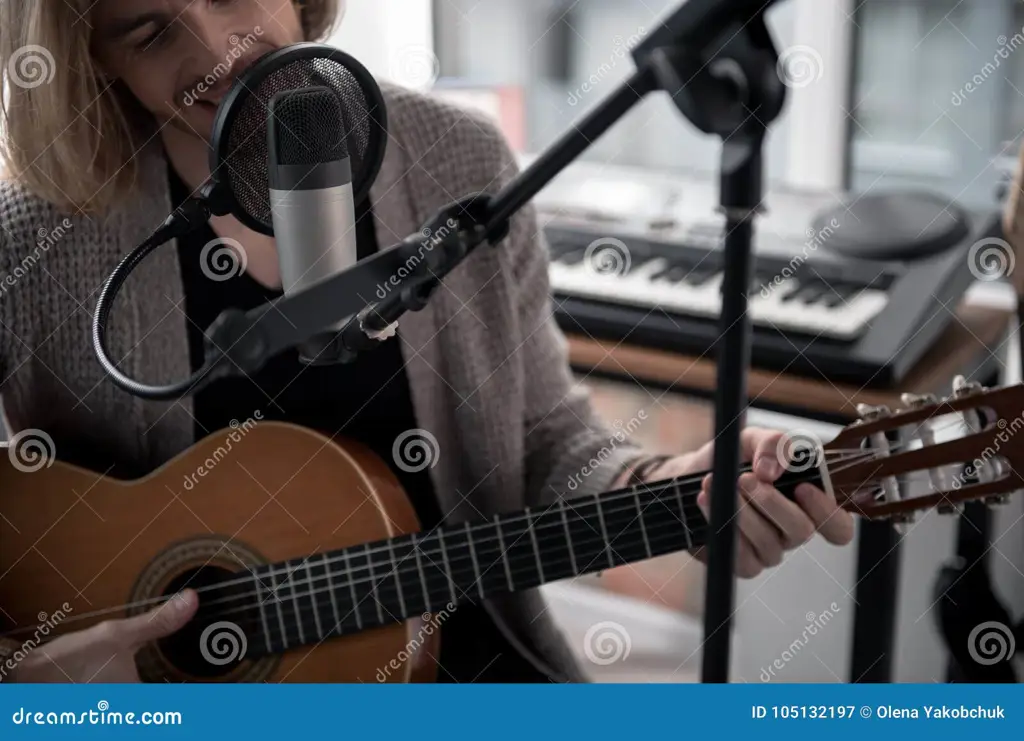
[{"xmin": 240, "ymin": 467, "xmax": 812, "ymax": 656}]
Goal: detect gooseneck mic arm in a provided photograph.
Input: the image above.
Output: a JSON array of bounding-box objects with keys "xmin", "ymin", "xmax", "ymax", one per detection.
[{"xmin": 93, "ymin": 0, "xmax": 786, "ymax": 684}]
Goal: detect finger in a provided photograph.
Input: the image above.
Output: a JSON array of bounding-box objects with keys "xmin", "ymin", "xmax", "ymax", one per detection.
[
  {"xmin": 120, "ymin": 590, "xmax": 199, "ymax": 648},
  {"xmin": 741, "ymin": 474, "xmax": 816, "ymax": 549},
  {"xmin": 795, "ymin": 483, "xmax": 856, "ymax": 545},
  {"xmin": 698, "ymin": 484, "xmax": 776, "ymax": 573},
  {"xmin": 740, "ymin": 428, "xmax": 786, "ymax": 481}
]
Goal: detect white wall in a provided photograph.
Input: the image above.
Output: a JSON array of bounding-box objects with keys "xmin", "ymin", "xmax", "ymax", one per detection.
[{"xmin": 327, "ymin": 0, "xmax": 434, "ymax": 87}]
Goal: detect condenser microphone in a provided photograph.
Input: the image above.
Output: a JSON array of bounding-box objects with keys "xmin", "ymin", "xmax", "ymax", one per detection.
[{"xmin": 267, "ymin": 86, "xmax": 359, "ymax": 364}]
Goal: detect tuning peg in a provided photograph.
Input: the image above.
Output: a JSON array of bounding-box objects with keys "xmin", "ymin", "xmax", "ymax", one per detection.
[
  {"xmin": 937, "ymin": 502, "xmax": 964, "ymax": 515},
  {"xmin": 900, "ymin": 392, "xmax": 938, "ymax": 409},
  {"xmin": 856, "ymin": 403, "xmax": 891, "ymax": 421},
  {"xmin": 952, "ymin": 375, "xmax": 986, "ymax": 398},
  {"xmin": 983, "ymin": 495, "xmax": 1011, "ymax": 505}
]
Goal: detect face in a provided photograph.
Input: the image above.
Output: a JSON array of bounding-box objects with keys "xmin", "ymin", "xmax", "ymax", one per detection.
[{"xmin": 91, "ymin": 0, "xmax": 304, "ymax": 141}]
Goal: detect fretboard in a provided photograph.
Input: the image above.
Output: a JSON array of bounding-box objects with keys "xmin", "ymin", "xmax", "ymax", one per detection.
[{"xmin": 229, "ymin": 477, "xmax": 708, "ymax": 656}]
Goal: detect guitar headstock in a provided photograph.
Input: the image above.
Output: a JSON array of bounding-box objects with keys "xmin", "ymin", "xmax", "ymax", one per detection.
[{"xmin": 822, "ymin": 376, "xmax": 1024, "ymax": 522}]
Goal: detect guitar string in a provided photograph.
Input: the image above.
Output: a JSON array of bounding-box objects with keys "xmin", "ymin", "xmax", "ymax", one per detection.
[
  {"xmin": 213, "ymin": 520, "xmax": 718, "ymax": 648},
  {"xmin": 0, "ymin": 447, "xmax": 886, "ymax": 638}
]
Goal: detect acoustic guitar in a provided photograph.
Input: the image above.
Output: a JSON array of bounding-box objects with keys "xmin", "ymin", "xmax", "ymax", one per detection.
[{"xmin": 1, "ymin": 376, "xmax": 1021, "ymax": 682}]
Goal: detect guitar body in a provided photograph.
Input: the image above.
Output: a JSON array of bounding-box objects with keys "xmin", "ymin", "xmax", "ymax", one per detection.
[{"xmin": 0, "ymin": 422, "xmax": 437, "ymax": 682}]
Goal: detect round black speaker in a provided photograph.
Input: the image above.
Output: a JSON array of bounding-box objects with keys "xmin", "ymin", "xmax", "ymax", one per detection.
[
  {"xmin": 209, "ymin": 42, "xmax": 387, "ymax": 236},
  {"xmin": 812, "ymin": 191, "xmax": 970, "ymax": 262}
]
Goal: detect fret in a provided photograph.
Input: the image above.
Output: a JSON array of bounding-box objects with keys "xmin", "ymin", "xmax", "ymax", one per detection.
[
  {"xmin": 525, "ymin": 507, "xmax": 546, "ymax": 583},
  {"xmin": 599, "ymin": 493, "xmax": 651, "ymax": 567},
  {"xmin": 303, "ymin": 556, "xmax": 323, "ymax": 638},
  {"xmin": 640, "ymin": 483, "xmax": 691, "ymax": 555},
  {"xmin": 251, "ymin": 568, "xmax": 274, "ymax": 655},
  {"xmin": 559, "ymin": 502, "xmax": 580, "ymax": 575},
  {"xmin": 304, "ymin": 556, "xmax": 326, "ymax": 641},
  {"xmin": 469, "ymin": 519, "xmax": 515, "ymax": 596},
  {"xmin": 343, "ymin": 548, "xmax": 363, "ymax": 631},
  {"xmin": 633, "ymin": 488, "xmax": 653, "ymax": 560},
  {"xmin": 493, "ymin": 514, "xmax": 516, "ymax": 591},
  {"xmin": 673, "ymin": 481, "xmax": 693, "ymax": 550},
  {"xmin": 364, "ymin": 543, "xmax": 385, "ymax": 624},
  {"xmin": 411, "ymin": 533, "xmax": 432, "ymax": 613},
  {"xmin": 593, "ymin": 495, "xmax": 616, "ymax": 568},
  {"xmin": 437, "ymin": 526, "xmax": 476, "ymax": 600},
  {"xmin": 416, "ymin": 531, "xmax": 457, "ymax": 611},
  {"xmin": 465, "ymin": 522, "xmax": 486, "ymax": 601},
  {"xmin": 321, "ymin": 552, "xmax": 342, "ymax": 636},
  {"xmin": 389, "ymin": 538, "xmax": 427, "ymax": 617},
  {"xmin": 530, "ymin": 507, "xmax": 575, "ymax": 582},
  {"xmin": 387, "ymin": 539, "xmax": 407, "ymax": 618},
  {"xmin": 286, "ymin": 562, "xmax": 306, "ymax": 646},
  {"xmin": 498, "ymin": 514, "xmax": 543, "ymax": 589},
  {"xmin": 563, "ymin": 499, "xmax": 607, "ymax": 572},
  {"xmin": 435, "ymin": 529, "xmax": 458, "ymax": 605},
  {"xmin": 266, "ymin": 566, "xmax": 290, "ymax": 650}
]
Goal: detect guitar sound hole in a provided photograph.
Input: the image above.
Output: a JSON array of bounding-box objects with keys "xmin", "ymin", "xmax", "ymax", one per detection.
[{"xmin": 158, "ymin": 566, "xmax": 258, "ymax": 679}]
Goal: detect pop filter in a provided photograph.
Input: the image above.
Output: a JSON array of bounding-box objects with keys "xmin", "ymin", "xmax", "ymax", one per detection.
[{"xmin": 208, "ymin": 42, "xmax": 387, "ymax": 236}]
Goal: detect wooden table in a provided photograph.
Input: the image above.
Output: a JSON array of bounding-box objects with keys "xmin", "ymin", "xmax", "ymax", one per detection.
[{"xmin": 567, "ymin": 302, "xmax": 1013, "ymax": 423}]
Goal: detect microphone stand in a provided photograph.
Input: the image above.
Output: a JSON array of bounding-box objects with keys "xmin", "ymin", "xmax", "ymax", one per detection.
[{"xmin": 202, "ymin": 0, "xmax": 787, "ymax": 683}]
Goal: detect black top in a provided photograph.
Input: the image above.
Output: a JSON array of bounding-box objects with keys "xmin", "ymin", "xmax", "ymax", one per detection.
[{"xmin": 170, "ymin": 166, "xmax": 549, "ymax": 683}]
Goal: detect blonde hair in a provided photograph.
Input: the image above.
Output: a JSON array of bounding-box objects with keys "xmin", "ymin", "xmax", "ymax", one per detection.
[{"xmin": 0, "ymin": 0, "xmax": 341, "ymax": 215}]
